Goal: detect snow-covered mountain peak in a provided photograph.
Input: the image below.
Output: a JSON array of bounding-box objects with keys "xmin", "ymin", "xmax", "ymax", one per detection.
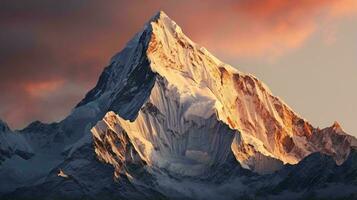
[
  {"xmin": 149, "ymin": 10, "xmax": 167, "ymax": 21},
  {"xmin": 149, "ymin": 10, "xmax": 183, "ymax": 34},
  {"xmin": 85, "ymin": 11, "xmax": 357, "ymax": 174}
]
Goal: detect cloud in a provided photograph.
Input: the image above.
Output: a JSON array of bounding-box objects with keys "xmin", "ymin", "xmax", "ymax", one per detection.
[
  {"xmin": 0, "ymin": 0, "xmax": 356, "ymax": 128},
  {"xmin": 178, "ymin": 0, "xmax": 357, "ymax": 59},
  {"xmin": 25, "ymin": 79, "xmax": 65, "ymax": 98}
]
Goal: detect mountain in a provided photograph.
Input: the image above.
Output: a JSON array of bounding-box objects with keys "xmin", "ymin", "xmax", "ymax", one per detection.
[
  {"xmin": 0, "ymin": 120, "xmax": 33, "ymax": 163},
  {"xmin": 257, "ymin": 147, "xmax": 357, "ymax": 200},
  {"xmin": 88, "ymin": 11, "xmax": 356, "ymax": 174},
  {"xmin": 0, "ymin": 11, "xmax": 356, "ymax": 200}
]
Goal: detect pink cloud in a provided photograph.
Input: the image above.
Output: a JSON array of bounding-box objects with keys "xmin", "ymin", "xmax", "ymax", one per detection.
[
  {"xmin": 183, "ymin": 0, "xmax": 357, "ymax": 59},
  {"xmin": 25, "ymin": 79, "xmax": 65, "ymax": 98}
]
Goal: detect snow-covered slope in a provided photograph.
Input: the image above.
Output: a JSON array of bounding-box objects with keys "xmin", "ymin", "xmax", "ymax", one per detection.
[
  {"xmin": 90, "ymin": 11, "xmax": 356, "ymax": 174},
  {"xmin": 0, "ymin": 120, "xmax": 33, "ymax": 163},
  {"xmin": 0, "ymin": 120, "xmax": 35, "ymax": 193}
]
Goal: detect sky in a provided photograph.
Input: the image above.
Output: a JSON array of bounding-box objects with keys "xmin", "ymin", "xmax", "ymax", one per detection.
[{"xmin": 0, "ymin": 0, "xmax": 356, "ymax": 136}]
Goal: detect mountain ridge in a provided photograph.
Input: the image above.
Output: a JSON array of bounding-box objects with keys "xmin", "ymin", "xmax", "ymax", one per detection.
[
  {"xmin": 87, "ymin": 10, "xmax": 356, "ymax": 174},
  {"xmin": 0, "ymin": 11, "xmax": 356, "ymax": 200}
]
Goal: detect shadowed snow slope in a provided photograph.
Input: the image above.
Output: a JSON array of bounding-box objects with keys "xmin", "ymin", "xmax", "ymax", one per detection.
[{"xmin": 91, "ymin": 11, "xmax": 356, "ymax": 175}]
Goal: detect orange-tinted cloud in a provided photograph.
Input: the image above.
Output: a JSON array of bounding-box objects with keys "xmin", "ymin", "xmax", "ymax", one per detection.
[
  {"xmin": 179, "ymin": 0, "xmax": 357, "ymax": 59},
  {"xmin": 25, "ymin": 79, "xmax": 65, "ymax": 98},
  {"xmin": 328, "ymin": 0, "xmax": 357, "ymax": 17}
]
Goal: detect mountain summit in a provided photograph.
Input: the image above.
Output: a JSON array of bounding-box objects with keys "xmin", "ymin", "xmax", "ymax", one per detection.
[
  {"xmin": 87, "ymin": 11, "xmax": 356, "ymax": 174},
  {"xmin": 1, "ymin": 11, "xmax": 357, "ymax": 200}
]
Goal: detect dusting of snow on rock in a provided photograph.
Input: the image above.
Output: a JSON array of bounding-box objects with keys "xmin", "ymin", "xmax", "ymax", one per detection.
[{"xmin": 57, "ymin": 169, "xmax": 69, "ymax": 178}]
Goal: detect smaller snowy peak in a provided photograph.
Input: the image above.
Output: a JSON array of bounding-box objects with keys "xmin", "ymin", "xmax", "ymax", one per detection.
[
  {"xmin": 21, "ymin": 120, "xmax": 45, "ymax": 131},
  {"xmin": 310, "ymin": 121, "xmax": 357, "ymax": 165},
  {"xmin": 0, "ymin": 119, "xmax": 10, "ymax": 132},
  {"xmin": 0, "ymin": 125, "xmax": 34, "ymax": 164},
  {"xmin": 331, "ymin": 121, "xmax": 343, "ymax": 133}
]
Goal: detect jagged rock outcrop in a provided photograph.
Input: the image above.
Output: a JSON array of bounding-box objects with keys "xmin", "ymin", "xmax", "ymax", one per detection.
[{"xmin": 92, "ymin": 112, "xmax": 146, "ymax": 178}]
